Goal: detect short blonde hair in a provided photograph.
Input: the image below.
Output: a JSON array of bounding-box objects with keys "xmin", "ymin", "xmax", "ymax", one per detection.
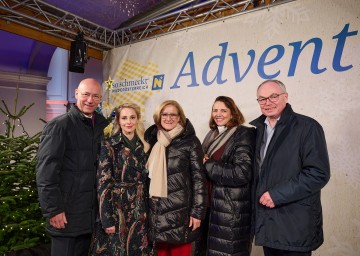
[{"xmin": 153, "ymin": 100, "xmax": 186, "ymax": 128}]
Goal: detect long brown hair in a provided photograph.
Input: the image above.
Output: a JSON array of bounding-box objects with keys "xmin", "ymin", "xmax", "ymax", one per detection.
[{"xmin": 209, "ymin": 96, "xmax": 245, "ymax": 130}]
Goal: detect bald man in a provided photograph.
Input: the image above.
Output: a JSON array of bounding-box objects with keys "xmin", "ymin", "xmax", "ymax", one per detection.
[{"xmin": 36, "ymin": 78, "xmax": 109, "ymax": 256}]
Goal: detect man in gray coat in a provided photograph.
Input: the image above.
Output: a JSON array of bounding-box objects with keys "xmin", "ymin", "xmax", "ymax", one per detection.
[
  {"xmin": 36, "ymin": 78, "xmax": 108, "ymax": 256},
  {"xmin": 250, "ymin": 80, "xmax": 330, "ymax": 256}
]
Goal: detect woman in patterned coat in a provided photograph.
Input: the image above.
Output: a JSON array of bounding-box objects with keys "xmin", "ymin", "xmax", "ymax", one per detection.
[{"xmin": 90, "ymin": 103, "xmax": 153, "ymax": 256}]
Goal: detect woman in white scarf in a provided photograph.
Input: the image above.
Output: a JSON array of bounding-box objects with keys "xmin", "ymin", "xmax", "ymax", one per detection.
[{"xmin": 145, "ymin": 100, "xmax": 207, "ymax": 256}]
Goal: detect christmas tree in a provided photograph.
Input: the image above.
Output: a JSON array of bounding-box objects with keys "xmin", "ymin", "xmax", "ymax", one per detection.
[{"xmin": 0, "ymin": 80, "xmax": 50, "ymax": 253}]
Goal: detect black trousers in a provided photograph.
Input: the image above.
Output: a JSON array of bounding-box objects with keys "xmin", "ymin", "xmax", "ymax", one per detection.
[
  {"xmin": 51, "ymin": 234, "xmax": 92, "ymax": 256},
  {"xmin": 263, "ymin": 247, "xmax": 312, "ymax": 256}
]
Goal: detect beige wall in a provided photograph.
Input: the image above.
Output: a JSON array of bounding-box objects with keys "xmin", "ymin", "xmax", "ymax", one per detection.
[{"xmin": 0, "ymin": 73, "xmax": 48, "ymax": 136}]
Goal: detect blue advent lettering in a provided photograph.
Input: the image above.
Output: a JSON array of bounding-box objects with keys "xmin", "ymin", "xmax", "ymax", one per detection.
[{"xmin": 170, "ymin": 23, "xmax": 357, "ymax": 89}]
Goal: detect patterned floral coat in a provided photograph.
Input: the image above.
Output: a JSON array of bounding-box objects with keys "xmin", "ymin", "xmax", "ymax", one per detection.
[{"xmin": 90, "ymin": 132, "xmax": 153, "ymax": 256}]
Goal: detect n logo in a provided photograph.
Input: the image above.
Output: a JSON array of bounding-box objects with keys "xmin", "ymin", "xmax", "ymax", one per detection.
[{"xmin": 152, "ymin": 75, "xmax": 164, "ymax": 90}]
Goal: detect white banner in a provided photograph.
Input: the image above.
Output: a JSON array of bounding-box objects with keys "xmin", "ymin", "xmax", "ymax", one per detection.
[{"xmin": 102, "ymin": 0, "xmax": 360, "ymax": 254}]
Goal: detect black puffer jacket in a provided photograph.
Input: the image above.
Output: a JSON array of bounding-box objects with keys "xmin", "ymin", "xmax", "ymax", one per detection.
[
  {"xmin": 204, "ymin": 126, "xmax": 255, "ymax": 256},
  {"xmin": 36, "ymin": 105, "xmax": 108, "ymax": 237},
  {"xmin": 145, "ymin": 119, "xmax": 207, "ymax": 244},
  {"xmin": 250, "ymin": 104, "xmax": 330, "ymax": 252}
]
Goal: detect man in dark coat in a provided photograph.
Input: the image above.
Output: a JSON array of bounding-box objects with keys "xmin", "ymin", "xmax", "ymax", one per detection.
[
  {"xmin": 250, "ymin": 80, "xmax": 330, "ymax": 256},
  {"xmin": 36, "ymin": 78, "xmax": 108, "ymax": 256}
]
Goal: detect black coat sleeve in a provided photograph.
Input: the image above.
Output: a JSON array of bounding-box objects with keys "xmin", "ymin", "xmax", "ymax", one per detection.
[
  {"xmin": 36, "ymin": 119, "xmax": 67, "ymax": 218},
  {"xmin": 205, "ymin": 127, "xmax": 256, "ymax": 187},
  {"xmin": 270, "ymin": 121, "xmax": 330, "ymax": 206},
  {"xmin": 189, "ymin": 136, "xmax": 207, "ymax": 220}
]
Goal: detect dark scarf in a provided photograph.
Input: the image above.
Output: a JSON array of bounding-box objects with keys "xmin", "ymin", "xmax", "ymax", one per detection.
[
  {"xmin": 202, "ymin": 126, "xmax": 237, "ymax": 157},
  {"xmin": 122, "ymin": 133, "xmax": 139, "ymax": 152}
]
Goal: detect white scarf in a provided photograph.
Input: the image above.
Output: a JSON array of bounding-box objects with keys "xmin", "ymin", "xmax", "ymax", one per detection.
[{"xmin": 146, "ymin": 124, "xmax": 183, "ymax": 198}]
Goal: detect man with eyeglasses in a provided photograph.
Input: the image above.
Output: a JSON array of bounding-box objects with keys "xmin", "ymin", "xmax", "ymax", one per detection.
[
  {"xmin": 36, "ymin": 78, "xmax": 108, "ymax": 256},
  {"xmin": 250, "ymin": 80, "xmax": 330, "ymax": 256}
]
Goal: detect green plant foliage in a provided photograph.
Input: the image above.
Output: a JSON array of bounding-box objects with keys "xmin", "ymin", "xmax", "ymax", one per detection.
[{"xmin": 0, "ymin": 99, "xmax": 50, "ymax": 253}]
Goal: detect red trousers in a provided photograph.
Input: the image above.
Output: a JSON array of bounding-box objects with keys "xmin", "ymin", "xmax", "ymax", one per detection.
[{"xmin": 156, "ymin": 242, "xmax": 192, "ymax": 256}]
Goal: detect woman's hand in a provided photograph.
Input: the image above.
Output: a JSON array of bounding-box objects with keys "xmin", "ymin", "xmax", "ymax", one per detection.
[
  {"xmin": 203, "ymin": 154, "xmax": 209, "ymax": 163},
  {"xmin": 189, "ymin": 216, "xmax": 201, "ymax": 231},
  {"xmin": 105, "ymin": 226, "xmax": 115, "ymax": 234}
]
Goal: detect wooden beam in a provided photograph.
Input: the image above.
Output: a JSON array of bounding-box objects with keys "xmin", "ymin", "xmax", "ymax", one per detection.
[{"xmin": 0, "ymin": 19, "xmax": 103, "ymax": 60}]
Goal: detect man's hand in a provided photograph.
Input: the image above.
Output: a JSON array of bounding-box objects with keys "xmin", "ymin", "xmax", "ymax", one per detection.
[
  {"xmin": 189, "ymin": 216, "xmax": 201, "ymax": 231},
  {"xmin": 50, "ymin": 212, "xmax": 67, "ymax": 229},
  {"xmin": 259, "ymin": 191, "xmax": 275, "ymax": 208}
]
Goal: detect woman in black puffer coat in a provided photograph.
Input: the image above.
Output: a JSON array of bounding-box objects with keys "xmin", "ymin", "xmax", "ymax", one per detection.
[
  {"xmin": 196, "ymin": 96, "xmax": 256, "ymax": 256},
  {"xmin": 145, "ymin": 100, "xmax": 207, "ymax": 256}
]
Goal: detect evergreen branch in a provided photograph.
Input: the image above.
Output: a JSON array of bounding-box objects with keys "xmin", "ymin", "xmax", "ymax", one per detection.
[
  {"xmin": 18, "ymin": 103, "xmax": 35, "ymax": 117},
  {"xmin": 39, "ymin": 118, "xmax": 47, "ymax": 124},
  {"xmin": 0, "ymin": 103, "xmax": 8, "ymax": 116},
  {"xmin": 1, "ymin": 100, "xmax": 16, "ymax": 119}
]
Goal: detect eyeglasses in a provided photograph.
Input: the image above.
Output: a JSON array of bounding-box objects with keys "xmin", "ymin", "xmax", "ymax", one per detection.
[
  {"xmin": 161, "ymin": 113, "xmax": 179, "ymax": 119},
  {"xmin": 80, "ymin": 92, "xmax": 102, "ymax": 102},
  {"xmin": 257, "ymin": 93, "xmax": 285, "ymax": 105}
]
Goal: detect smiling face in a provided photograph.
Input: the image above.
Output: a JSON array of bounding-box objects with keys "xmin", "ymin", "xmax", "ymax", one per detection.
[
  {"xmin": 160, "ymin": 104, "xmax": 180, "ymax": 131},
  {"xmin": 257, "ymin": 81, "xmax": 288, "ymax": 120},
  {"xmin": 212, "ymin": 101, "xmax": 232, "ymax": 126},
  {"xmin": 75, "ymin": 78, "xmax": 102, "ymax": 115},
  {"xmin": 119, "ymin": 107, "xmax": 138, "ymax": 139}
]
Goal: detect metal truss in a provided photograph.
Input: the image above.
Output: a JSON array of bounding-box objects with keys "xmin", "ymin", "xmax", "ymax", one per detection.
[
  {"xmin": 0, "ymin": 0, "xmax": 117, "ymax": 51},
  {"xmin": 0, "ymin": 0, "xmax": 294, "ymax": 52}
]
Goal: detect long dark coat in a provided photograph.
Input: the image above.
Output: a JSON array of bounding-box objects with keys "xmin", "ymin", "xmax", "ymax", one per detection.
[
  {"xmin": 250, "ymin": 103, "xmax": 330, "ymax": 252},
  {"xmin": 204, "ymin": 126, "xmax": 256, "ymax": 256},
  {"xmin": 36, "ymin": 105, "xmax": 108, "ymax": 237},
  {"xmin": 145, "ymin": 119, "xmax": 207, "ymax": 244}
]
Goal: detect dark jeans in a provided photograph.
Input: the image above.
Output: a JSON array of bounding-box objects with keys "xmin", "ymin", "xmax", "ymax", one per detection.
[
  {"xmin": 51, "ymin": 234, "xmax": 92, "ymax": 256},
  {"xmin": 263, "ymin": 247, "xmax": 312, "ymax": 256}
]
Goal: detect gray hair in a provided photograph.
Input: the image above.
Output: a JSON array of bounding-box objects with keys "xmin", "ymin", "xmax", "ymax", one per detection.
[{"xmin": 257, "ymin": 79, "xmax": 287, "ymax": 93}]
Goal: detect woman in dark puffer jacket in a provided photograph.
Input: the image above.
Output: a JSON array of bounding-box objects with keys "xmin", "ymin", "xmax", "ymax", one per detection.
[
  {"xmin": 145, "ymin": 100, "xmax": 207, "ymax": 256},
  {"xmin": 196, "ymin": 96, "xmax": 256, "ymax": 256}
]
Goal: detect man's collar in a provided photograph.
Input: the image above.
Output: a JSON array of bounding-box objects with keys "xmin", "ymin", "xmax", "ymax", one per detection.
[
  {"xmin": 74, "ymin": 104, "xmax": 93, "ymax": 119},
  {"xmin": 82, "ymin": 113, "xmax": 93, "ymax": 119},
  {"xmin": 264, "ymin": 116, "xmax": 281, "ymax": 125}
]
